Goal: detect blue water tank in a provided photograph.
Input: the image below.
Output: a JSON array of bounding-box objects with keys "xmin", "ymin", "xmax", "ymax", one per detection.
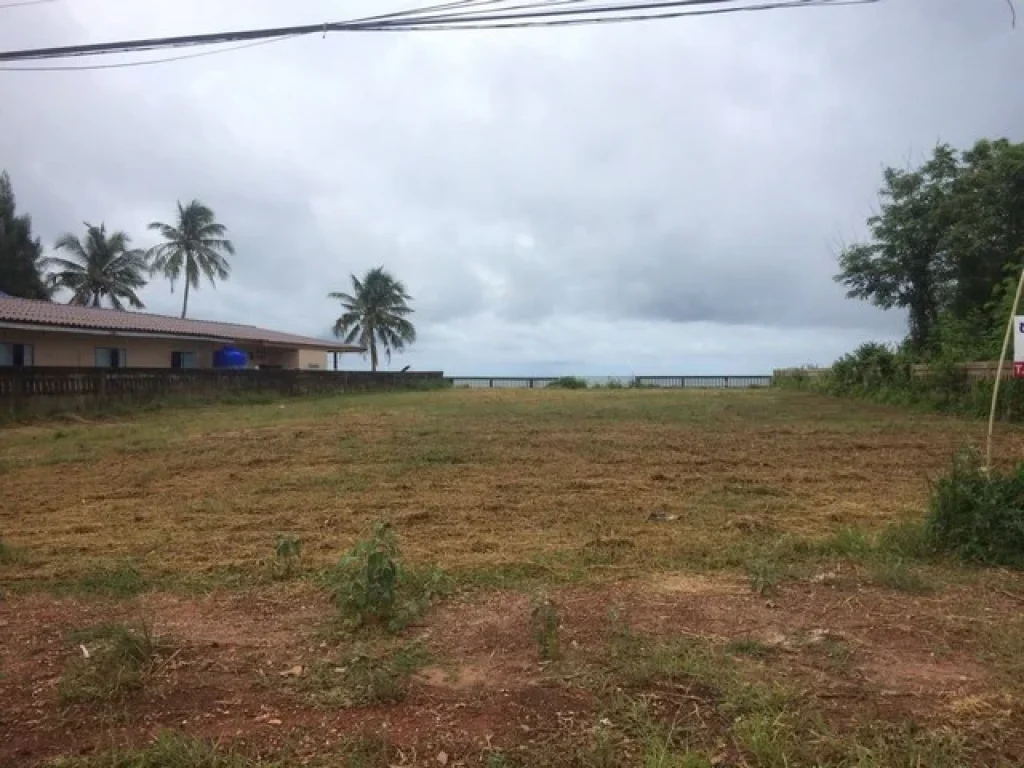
[{"xmin": 214, "ymin": 347, "xmax": 248, "ymax": 368}]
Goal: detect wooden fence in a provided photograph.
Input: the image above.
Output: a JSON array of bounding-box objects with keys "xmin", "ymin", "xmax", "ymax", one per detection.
[
  {"xmin": 0, "ymin": 368, "xmax": 446, "ymax": 419},
  {"xmin": 448, "ymin": 375, "xmax": 773, "ymax": 389}
]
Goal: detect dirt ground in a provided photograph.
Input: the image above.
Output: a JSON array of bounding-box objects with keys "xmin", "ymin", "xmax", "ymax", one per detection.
[{"xmin": 1, "ymin": 389, "xmax": 1023, "ymax": 766}]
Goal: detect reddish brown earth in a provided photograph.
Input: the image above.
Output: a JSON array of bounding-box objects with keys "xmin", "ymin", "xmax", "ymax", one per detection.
[{"xmin": 2, "ymin": 573, "xmax": 1021, "ymax": 767}]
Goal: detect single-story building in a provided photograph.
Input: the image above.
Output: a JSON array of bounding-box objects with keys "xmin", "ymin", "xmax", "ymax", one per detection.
[{"xmin": 0, "ymin": 295, "xmax": 363, "ymax": 370}]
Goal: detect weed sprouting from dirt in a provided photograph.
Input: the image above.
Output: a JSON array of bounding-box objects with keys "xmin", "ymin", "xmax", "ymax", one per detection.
[
  {"xmin": 747, "ymin": 558, "xmax": 781, "ymax": 596},
  {"xmin": 0, "ymin": 534, "xmax": 23, "ymax": 565},
  {"xmin": 868, "ymin": 559, "xmax": 935, "ymax": 594},
  {"xmin": 927, "ymin": 446, "xmax": 1024, "ymax": 567},
  {"xmin": 530, "ymin": 592, "xmax": 562, "ymax": 661},
  {"xmin": 46, "ymin": 731, "xmax": 261, "ymax": 767},
  {"xmin": 70, "ymin": 563, "xmax": 147, "ymax": 598},
  {"xmin": 59, "ymin": 621, "xmax": 170, "ymax": 704},
  {"xmin": 273, "ymin": 535, "xmax": 302, "ymax": 578},
  {"xmin": 326, "ymin": 521, "xmax": 450, "ymax": 632},
  {"xmin": 299, "ymin": 642, "xmax": 429, "ymax": 707}
]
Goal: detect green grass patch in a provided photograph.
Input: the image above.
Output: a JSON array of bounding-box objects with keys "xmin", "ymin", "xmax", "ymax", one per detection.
[
  {"xmin": 59, "ymin": 621, "xmax": 170, "ymax": 704},
  {"xmin": 43, "ymin": 562, "xmax": 150, "ymax": 599},
  {"xmin": 0, "ymin": 534, "xmax": 25, "ymax": 565},
  {"xmin": 296, "ymin": 642, "xmax": 430, "ymax": 708},
  {"xmin": 46, "ymin": 731, "xmax": 275, "ymax": 767}
]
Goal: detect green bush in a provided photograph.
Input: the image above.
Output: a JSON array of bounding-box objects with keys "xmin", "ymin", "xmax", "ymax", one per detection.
[
  {"xmin": 273, "ymin": 535, "xmax": 302, "ymax": 578},
  {"xmin": 327, "ymin": 521, "xmax": 450, "ymax": 632},
  {"xmin": 547, "ymin": 376, "xmax": 588, "ymax": 389},
  {"xmin": 829, "ymin": 342, "xmax": 910, "ymax": 395},
  {"xmin": 926, "ymin": 447, "xmax": 1024, "ymax": 567}
]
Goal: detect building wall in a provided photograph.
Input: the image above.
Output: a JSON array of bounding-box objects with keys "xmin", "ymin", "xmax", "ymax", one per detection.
[
  {"xmin": 297, "ymin": 349, "xmax": 327, "ymax": 370},
  {"xmin": 1, "ymin": 329, "xmax": 217, "ymax": 368},
  {"xmin": 1, "ymin": 328, "xmax": 344, "ymax": 370}
]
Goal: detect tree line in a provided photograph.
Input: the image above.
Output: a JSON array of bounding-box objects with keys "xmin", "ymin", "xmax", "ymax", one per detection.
[
  {"xmin": 0, "ymin": 170, "xmax": 415, "ymax": 370},
  {"xmin": 0, "ymin": 173, "xmax": 233, "ymax": 318},
  {"xmin": 836, "ymin": 137, "xmax": 1024, "ymax": 362}
]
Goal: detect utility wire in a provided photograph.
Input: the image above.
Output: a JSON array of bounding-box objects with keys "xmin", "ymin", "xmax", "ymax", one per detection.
[
  {"xmin": 0, "ymin": 0, "xmax": 57, "ymax": 8},
  {"xmin": 393, "ymin": 0, "xmax": 877, "ymax": 29},
  {"xmin": 0, "ymin": 0, "xmax": 876, "ymax": 65},
  {"xmin": 0, "ymin": 36, "xmax": 302, "ymax": 71}
]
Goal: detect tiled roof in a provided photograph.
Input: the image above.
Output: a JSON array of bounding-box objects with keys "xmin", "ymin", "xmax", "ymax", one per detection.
[{"xmin": 0, "ymin": 296, "xmax": 364, "ymax": 352}]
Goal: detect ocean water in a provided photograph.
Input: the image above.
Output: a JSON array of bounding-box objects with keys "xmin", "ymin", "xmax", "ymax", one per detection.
[{"xmin": 447, "ymin": 374, "xmax": 772, "ymax": 389}]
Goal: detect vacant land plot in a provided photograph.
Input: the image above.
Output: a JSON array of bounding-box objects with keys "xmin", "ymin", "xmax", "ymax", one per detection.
[{"xmin": 1, "ymin": 389, "xmax": 1023, "ymax": 766}]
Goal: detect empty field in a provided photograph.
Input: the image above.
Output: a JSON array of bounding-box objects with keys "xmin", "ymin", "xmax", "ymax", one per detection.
[{"xmin": 1, "ymin": 389, "xmax": 1023, "ymax": 766}]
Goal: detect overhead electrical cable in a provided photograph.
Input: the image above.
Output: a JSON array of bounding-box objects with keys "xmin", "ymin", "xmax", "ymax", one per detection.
[{"xmin": 0, "ymin": 0, "xmax": 878, "ymax": 67}]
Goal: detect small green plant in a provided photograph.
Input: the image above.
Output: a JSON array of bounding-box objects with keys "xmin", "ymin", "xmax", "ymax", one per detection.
[
  {"xmin": 328, "ymin": 521, "xmax": 450, "ymax": 632},
  {"xmin": 299, "ymin": 642, "xmax": 429, "ymax": 707},
  {"xmin": 273, "ymin": 535, "xmax": 302, "ymax": 578},
  {"xmin": 530, "ymin": 592, "xmax": 562, "ymax": 661},
  {"xmin": 72, "ymin": 563, "xmax": 147, "ymax": 598},
  {"xmin": 747, "ymin": 559, "xmax": 780, "ymax": 596},
  {"xmin": 547, "ymin": 376, "xmax": 588, "ymax": 389},
  {"xmin": 59, "ymin": 621, "xmax": 169, "ymax": 703},
  {"xmin": 927, "ymin": 446, "xmax": 1024, "ymax": 567},
  {"xmin": 0, "ymin": 534, "xmax": 23, "ymax": 565}
]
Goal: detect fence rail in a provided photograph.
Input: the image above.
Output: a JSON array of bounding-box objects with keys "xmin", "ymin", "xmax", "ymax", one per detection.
[
  {"xmin": 448, "ymin": 375, "xmax": 772, "ymax": 389},
  {"xmin": 0, "ymin": 368, "xmax": 446, "ymax": 419}
]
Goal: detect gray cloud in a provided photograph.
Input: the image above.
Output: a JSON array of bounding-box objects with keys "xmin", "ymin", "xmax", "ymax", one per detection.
[{"xmin": 1, "ymin": 0, "xmax": 1021, "ymax": 373}]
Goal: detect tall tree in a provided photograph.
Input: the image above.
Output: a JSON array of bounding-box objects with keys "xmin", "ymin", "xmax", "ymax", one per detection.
[
  {"xmin": 0, "ymin": 171, "xmax": 49, "ymax": 299},
  {"xmin": 329, "ymin": 267, "xmax": 416, "ymax": 372},
  {"xmin": 47, "ymin": 223, "xmax": 148, "ymax": 309},
  {"xmin": 147, "ymin": 200, "xmax": 235, "ymax": 318},
  {"xmin": 836, "ymin": 139, "xmax": 1024, "ymax": 359},
  {"xmin": 835, "ymin": 145, "xmax": 960, "ymax": 353}
]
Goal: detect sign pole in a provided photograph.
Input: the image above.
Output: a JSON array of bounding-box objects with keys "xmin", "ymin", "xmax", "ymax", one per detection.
[{"xmin": 986, "ymin": 265, "xmax": 1024, "ymax": 472}]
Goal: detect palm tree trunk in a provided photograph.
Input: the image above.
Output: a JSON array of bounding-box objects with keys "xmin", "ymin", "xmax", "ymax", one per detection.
[
  {"xmin": 181, "ymin": 279, "xmax": 190, "ymax": 319},
  {"xmin": 368, "ymin": 325, "xmax": 378, "ymax": 372}
]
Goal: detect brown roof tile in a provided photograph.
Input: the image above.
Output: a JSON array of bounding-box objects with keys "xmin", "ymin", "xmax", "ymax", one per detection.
[{"xmin": 0, "ymin": 296, "xmax": 363, "ymax": 352}]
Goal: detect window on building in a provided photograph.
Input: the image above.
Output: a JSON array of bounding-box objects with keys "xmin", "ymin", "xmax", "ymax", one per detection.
[
  {"xmin": 171, "ymin": 351, "xmax": 199, "ymax": 369},
  {"xmin": 94, "ymin": 347, "xmax": 126, "ymax": 368},
  {"xmin": 0, "ymin": 342, "xmax": 34, "ymax": 367}
]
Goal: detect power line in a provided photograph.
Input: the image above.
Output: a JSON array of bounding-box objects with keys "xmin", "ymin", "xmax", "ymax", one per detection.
[
  {"xmin": 0, "ymin": 0, "xmax": 877, "ymax": 66},
  {"xmin": 0, "ymin": 0, "xmax": 57, "ymax": 8},
  {"xmin": 0, "ymin": 36, "xmax": 301, "ymax": 72},
  {"xmin": 395, "ymin": 0, "xmax": 878, "ymax": 29}
]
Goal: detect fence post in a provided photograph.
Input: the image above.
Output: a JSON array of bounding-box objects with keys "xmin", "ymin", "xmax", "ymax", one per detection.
[
  {"xmin": 529, "ymin": 379, "xmax": 534, "ymax": 389},
  {"xmin": 489, "ymin": 378, "xmax": 494, "ymax": 388}
]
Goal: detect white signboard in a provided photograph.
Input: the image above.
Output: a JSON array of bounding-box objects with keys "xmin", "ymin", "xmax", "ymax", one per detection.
[{"xmin": 1015, "ymin": 316, "xmax": 1024, "ymax": 378}]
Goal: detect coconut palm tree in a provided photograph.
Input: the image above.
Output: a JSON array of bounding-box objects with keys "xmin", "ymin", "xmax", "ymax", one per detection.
[
  {"xmin": 329, "ymin": 267, "xmax": 416, "ymax": 372},
  {"xmin": 46, "ymin": 223, "xmax": 148, "ymax": 309},
  {"xmin": 147, "ymin": 200, "xmax": 234, "ymax": 318}
]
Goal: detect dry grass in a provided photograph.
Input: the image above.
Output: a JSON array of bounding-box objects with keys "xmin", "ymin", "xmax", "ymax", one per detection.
[
  {"xmin": 0, "ymin": 388, "xmax": 1007, "ymax": 590},
  {"xmin": 3, "ymin": 388, "xmax": 1024, "ymax": 766}
]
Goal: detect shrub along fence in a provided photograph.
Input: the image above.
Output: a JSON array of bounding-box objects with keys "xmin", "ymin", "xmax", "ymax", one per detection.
[
  {"xmin": 774, "ymin": 355, "xmax": 1024, "ymax": 422},
  {"xmin": 0, "ymin": 368, "xmax": 446, "ymax": 420}
]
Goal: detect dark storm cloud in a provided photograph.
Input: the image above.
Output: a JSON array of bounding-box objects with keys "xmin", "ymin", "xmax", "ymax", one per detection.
[{"xmin": 0, "ymin": 0, "xmax": 1021, "ymax": 372}]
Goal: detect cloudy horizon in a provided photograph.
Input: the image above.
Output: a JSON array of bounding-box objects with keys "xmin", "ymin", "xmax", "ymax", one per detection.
[{"xmin": 1, "ymin": 0, "xmax": 1021, "ymax": 375}]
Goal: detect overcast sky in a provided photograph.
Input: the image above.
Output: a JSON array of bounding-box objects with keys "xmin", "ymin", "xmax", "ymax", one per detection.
[{"xmin": 1, "ymin": 0, "xmax": 1021, "ymax": 375}]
